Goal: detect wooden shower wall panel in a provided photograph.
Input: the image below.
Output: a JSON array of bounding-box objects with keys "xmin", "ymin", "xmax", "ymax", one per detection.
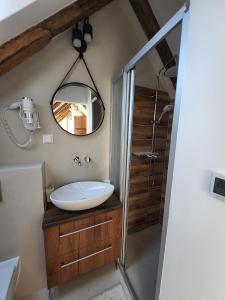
[{"xmin": 128, "ymin": 86, "xmax": 171, "ymax": 232}]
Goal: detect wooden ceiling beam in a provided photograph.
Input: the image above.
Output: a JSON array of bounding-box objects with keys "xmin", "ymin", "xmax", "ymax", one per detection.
[
  {"xmin": 55, "ymin": 105, "xmax": 72, "ymax": 122},
  {"xmin": 57, "ymin": 110, "xmax": 71, "ymax": 123},
  {"xmin": 0, "ymin": 0, "xmax": 114, "ymax": 77},
  {"xmin": 54, "ymin": 103, "xmax": 68, "ymax": 115},
  {"xmin": 129, "ymin": 0, "xmax": 176, "ymax": 78},
  {"xmin": 55, "ymin": 104, "xmax": 71, "ymax": 118},
  {"xmin": 53, "ymin": 102, "xmax": 62, "ymax": 110},
  {"xmin": 53, "ymin": 102, "xmax": 67, "ymax": 113}
]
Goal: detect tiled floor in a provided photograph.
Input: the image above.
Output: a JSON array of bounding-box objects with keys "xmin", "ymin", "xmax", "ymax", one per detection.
[
  {"xmin": 125, "ymin": 224, "xmax": 162, "ymax": 300},
  {"xmin": 25, "ymin": 225, "xmax": 161, "ymax": 300},
  {"xmin": 93, "ymin": 284, "xmax": 126, "ymax": 300},
  {"xmin": 25, "ymin": 263, "xmax": 130, "ymax": 300},
  {"xmin": 56, "ymin": 264, "xmax": 126, "ymax": 300}
]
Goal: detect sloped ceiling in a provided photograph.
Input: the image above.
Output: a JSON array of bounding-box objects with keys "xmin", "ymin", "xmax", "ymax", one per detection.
[
  {"xmin": 0, "ymin": 0, "xmax": 77, "ymax": 44},
  {"xmin": 148, "ymin": 0, "xmax": 185, "ymax": 55},
  {"xmin": 0, "ymin": 0, "xmax": 184, "ymax": 47},
  {"xmin": 147, "ymin": 0, "xmax": 185, "ymax": 97},
  {"xmin": 0, "ymin": 0, "xmax": 114, "ymax": 77},
  {"xmin": 0, "ymin": 0, "xmax": 185, "ymax": 98},
  {"xmin": 0, "ymin": 0, "xmax": 185, "ymax": 49}
]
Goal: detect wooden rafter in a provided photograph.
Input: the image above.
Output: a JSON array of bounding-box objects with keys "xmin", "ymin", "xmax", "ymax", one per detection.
[
  {"xmin": 53, "ymin": 101, "xmax": 62, "ymax": 110},
  {"xmin": 57, "ymin": 110, "xmax": 72, "ymax": 123},
  {"xmin": 55, "ymin": 104, "xmax": 71, "ymax": 122},
  {"xmin": 53, "ymin": 102, "xmax": 66, "ymax": 113},
  {"xmin": 54, "ymin": 103, "xmax": 68, "ymax": 115},
  {"xmin": 0, "ymin": 0, "xmax": 114, "ymax": 76},
  {"xmin": 129, "ymin": 0, "xmax": 176, "ymax": 84}
]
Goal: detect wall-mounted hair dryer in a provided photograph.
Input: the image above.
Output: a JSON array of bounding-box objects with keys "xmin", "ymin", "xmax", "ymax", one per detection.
[{"xmin": 1, "ymin": 97, "xmax": 40, "ymax": 148}]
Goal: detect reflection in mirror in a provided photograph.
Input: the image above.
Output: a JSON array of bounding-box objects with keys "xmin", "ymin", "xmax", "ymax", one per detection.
[{"xmin": 51, "ymin": 83, "xmax": 104, "ymax": 136}]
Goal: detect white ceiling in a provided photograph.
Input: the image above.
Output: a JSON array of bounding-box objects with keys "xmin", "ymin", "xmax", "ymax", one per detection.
[
  {"xmin": 0, "ymin": 0, "xmax": 36, "ymax": 21},
  {"xmin": 0, "ymin": 0, "xmax": 184, "ymax": 98},
  {"xmin": 149, "ymin": 0, "xmax": 185, "ymax": 55}
]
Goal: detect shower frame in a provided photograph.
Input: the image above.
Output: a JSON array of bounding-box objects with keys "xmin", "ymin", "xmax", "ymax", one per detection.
[{"xmin": 110, "ymin": 3, "xmax": 190, "ymax": 299}]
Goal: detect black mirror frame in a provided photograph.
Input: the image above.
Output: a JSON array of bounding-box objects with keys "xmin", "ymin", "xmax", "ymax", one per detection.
[{"xmin": 50, "ymin": 82, "xmax": 105, "ymax": 136}]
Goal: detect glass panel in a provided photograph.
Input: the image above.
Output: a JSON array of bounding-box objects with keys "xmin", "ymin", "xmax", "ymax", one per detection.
[
  {"xmin": 109, "ymin": 76, "xmax": 123, "ymax": 196},
  {"xmin": 123, "ymin": 26, "xmax": 182, "ymax": 300}
]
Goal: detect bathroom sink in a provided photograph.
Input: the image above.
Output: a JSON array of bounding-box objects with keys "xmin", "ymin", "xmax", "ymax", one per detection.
[{"xmin": 50, "ymin": 181, "xmax": 115, "ymax": 211}]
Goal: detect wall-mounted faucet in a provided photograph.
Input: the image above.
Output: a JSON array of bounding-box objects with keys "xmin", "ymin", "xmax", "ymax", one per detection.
[
  {"xmin": 73, "ymin": 156, "xmax": 92, "ymax": 166},
  {"xmin": 73, "ymin": 156, "xmax": 81, "ymax": 166},
  {"xmin": 84, "ymin": 156, "xmax": 91, "ymax": 164}
]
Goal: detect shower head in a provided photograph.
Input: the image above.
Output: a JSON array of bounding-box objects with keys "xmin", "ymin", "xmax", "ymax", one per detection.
[
  {"xmin": 158, "ymin": 55, "xmax": 178, "ymax": 78},
  {"xmin": 163, "ymin": 104, "xmax": 173, "ymax": 113},
  {"xmin": 156, "ymin": 104, "xmax": 173, "ymax": 124},
  {"xmin": 164, "ymin": 65, "xmax": 178, "ymax": 78}
]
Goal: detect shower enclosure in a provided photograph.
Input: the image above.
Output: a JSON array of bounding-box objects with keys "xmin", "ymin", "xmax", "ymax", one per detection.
[{"xmin": 110, "ymin": 4, "xmax": 189, "ymax": 299}]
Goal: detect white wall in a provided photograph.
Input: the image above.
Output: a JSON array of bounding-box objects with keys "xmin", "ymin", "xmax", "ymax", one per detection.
[
  {"xmin": 159, "ymin": 1, "xmax": 225, "ymax": 299},
  {"xmin": 0, "ymin": 163, "xmax": 46, "ymax": 299},
  {"xmin": 0, "ymin": 0, "xmax": 156, "ymax": 189}
]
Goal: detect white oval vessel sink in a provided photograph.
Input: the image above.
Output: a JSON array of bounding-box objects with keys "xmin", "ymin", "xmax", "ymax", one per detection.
[{"xmin": 50, "ymin": 181, "xmax": 115, "ymax": 211}]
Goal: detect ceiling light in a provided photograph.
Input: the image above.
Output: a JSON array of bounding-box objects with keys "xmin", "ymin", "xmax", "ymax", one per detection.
[
  {"xmin": 83, "ymin": 18, "xmax": 93, "ymax": 43},
  {"xmin": 72, "ymin": 24, "xmax": 82, "ymax": 48}
]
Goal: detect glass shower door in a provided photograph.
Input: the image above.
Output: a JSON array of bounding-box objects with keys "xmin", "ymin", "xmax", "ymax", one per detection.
[
  {"xmin": 109, "ymin": 75, "xmax": 123, "ymax": 196},
  {"xmin": 110, "ymin": 69, "xmax": 136, "ymax": 268}
]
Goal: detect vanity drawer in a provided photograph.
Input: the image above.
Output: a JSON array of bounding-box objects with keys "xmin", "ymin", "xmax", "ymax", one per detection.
[
  {"xmin": 44, "ymin": 209, "xmax": 122, "ymax": 259},
  {"xmin": 46, "ymin": 239, "xmax": 120, "ymax": 288},
  {"xmin": 79, "ymin": 239, "xmax": 120, "ymax": 275},
  {"xmin": 46, "ymin": 250, "xmax": 79, "ymax": 288}
]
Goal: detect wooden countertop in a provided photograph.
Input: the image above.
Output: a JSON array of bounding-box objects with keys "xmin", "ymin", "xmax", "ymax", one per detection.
[{"xmin": 42, "ymin": 194, "xmax": 122, "ymax": 229}]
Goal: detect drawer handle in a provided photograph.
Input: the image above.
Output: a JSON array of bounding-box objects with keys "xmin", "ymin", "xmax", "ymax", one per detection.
[
  {"xmin": 60, "ymin": 244, "xmax": 112, "ymax": 269},
  {"xmin": 59, "ymin": 218, "xmax": 113, "ymax": 238}
]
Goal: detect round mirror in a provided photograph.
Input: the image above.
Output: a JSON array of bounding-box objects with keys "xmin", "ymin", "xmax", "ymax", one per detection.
[{"xmin": 51, "ymin": 83, "xmax": 105, "ymax": 136}]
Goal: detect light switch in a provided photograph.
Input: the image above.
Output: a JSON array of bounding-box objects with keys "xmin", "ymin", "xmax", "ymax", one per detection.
[
  {"xmin": 43, "ymin": 134, "xmax": 54, "ymax": 144},
  {"xmin": 210, "ymin": 171, "xmax": 225, "ymax": 201}
]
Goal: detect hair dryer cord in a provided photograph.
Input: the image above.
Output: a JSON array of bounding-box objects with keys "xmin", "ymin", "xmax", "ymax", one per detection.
[{"xmin": 1, "ymin": 107, "xmax": 34, "ymax": 148}]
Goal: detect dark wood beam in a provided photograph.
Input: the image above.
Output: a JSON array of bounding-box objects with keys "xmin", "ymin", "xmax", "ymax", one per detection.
[
  {"xmin": 0, "ymin": 0, "xmax": 113, "ymax": 76},
  {"xmin": 55, "ymin": 104, "xmax": 71, "ymax": 122},
  {"xmin": 53, "ymin": 102, "xmax": 62, "ymax": 110},
  {"xmin": 129, "ymin": 0, "xmax": 176, "ymax": 80},
  {"xmin": 54, "ymin": 103, "xmax": 69, "ymax": 115}
]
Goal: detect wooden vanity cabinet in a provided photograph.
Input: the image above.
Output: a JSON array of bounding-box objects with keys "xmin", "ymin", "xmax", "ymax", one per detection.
[{"xmin": 42, "ymin": 196, "xmax": 122, "ymax": 288}]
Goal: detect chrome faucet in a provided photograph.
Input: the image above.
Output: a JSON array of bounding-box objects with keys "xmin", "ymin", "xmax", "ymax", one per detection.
[
  {"xmin": 73, "ymin": 156, "xmax": 81, "ymax": 166},
  {"xmin": 84, "ymin": 156, "xmax": 91, "ymax": 164}
]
